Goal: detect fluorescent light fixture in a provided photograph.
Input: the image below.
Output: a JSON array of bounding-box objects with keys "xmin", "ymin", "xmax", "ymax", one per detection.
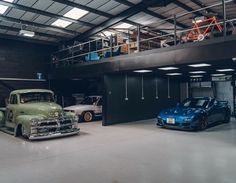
[
  {"xmin": 166, "ymin": 73, "xmax": 182, "ymax": 76},
  {"xmin": 190, "ymin": 75, "xmax": 203, "ymax": 78},
  {"xmin": 64, "ymin": 8, "xmax": 88, "ymax": 20},
  {"xmin": 188, "ymin": 63, "xmax": 211, "ymax": 68},
  {"xmin": 211, "ymin": 74, "xmax": 225, "ymax": 77},
  {"xmin": 4, "ymin": 0, "xmax": 14, "ymax": 2},
  {"xmin": 19, "ymin": 30, "xmax": 35, "ymax": 37},
  {"xmin": 114, "ymin": 23, "xmax": 133, "ymax": 29},
  {"xmin": 52, "ymin": 19, "xmax": 72, "ymax": 28},
  {"xmin": 133, "ymin": 70, "xmax": 153, "ymax": 73},
  {"xmin": 158, "ymin": 67, "xmax": 179, "ymax": 71},
  {"xmin": 216, "ymin": 69, "xmax": 235, "ymax": 72},
  {"xmin": 189, "ymin": 71, "xmax": 206, "ymax": 74},
  {"xmin": 0, "ymin": 4, "xmax": 8, "ymax": 14}
]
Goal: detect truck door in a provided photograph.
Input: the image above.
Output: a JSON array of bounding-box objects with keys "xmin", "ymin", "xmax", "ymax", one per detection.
[{"xmin": 5, "ymin": 94, "xmax": 18, "ymax": 128}]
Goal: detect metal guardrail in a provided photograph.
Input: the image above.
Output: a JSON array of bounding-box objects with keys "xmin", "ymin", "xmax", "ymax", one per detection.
[{"xmin": 51, "ymin": 0, "xmax": 236, "ymax": 67}]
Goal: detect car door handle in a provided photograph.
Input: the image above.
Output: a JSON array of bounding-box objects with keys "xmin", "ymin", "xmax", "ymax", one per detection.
[{"xmin": 20, "ymin": 111, "xmax": 25, "ymax": 114}]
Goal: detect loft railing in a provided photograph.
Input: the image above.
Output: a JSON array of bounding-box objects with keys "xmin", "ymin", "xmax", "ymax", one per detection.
[{"xmin": 51, "ymin": 0, "xmax": 236, "ymax": 68}]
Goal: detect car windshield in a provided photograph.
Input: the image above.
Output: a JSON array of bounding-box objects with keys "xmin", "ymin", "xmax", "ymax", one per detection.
[
  {"xmin": 181, "ymin": 98, "xmax": 209, "ymax": 108},
  {"xmin": 80, "ymin": 97, "xmax": 97, "ymax": 105},
  {"xmin": 20, "ymin": 92, "xmax": 54, "ymax": 103}
]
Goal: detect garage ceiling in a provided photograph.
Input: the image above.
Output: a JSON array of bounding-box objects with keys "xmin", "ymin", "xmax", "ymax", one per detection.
[{"xmin": 0, "ymin": 0, "xmax": 235, "ymax": 45}]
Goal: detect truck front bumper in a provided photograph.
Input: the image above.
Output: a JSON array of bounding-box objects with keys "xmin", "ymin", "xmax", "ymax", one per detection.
[{"xmin": 29, "ymin": 128, "xmax": 80, "ymax": 140}]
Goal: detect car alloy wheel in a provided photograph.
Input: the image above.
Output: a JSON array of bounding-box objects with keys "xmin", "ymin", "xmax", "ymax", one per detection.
[
  {"xmin": 200, "ymin": 116, "xmax": 208, "ymax": 130},
  {"xmin": 83, "ymin": 112, "xmax": 93, "ymax": 122}
]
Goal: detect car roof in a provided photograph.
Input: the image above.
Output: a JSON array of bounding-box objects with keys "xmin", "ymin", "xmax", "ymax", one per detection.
[{"xmin": 10, "ymin": 89, "xmax": 54, "ymax": 95}]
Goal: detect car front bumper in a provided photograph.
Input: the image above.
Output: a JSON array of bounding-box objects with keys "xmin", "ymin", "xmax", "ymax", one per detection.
[
  {"xmin": 29, "ymin": 128, "xmax": 80, "ymax": 140},
  {"xmin": 156, "ymin": 118, "xmax": 200, "ymax": 130}
]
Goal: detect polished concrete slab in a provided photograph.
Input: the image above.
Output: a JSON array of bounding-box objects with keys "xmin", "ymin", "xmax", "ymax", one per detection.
[{"xmin": 0, "ymin": 119, "xmax": 236, "ymax": 183}]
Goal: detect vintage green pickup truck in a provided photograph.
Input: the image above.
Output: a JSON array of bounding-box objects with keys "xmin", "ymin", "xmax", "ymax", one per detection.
[{"xmin": 0, "ymin": 89, "xmax": 79, "ymax": 140}]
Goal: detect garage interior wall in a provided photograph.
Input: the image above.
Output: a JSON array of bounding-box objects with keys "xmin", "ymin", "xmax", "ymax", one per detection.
[
  {"xmin": 0, "ymin": 38, "xmax": 55, "ymax": 106},
  {"xmin": 103, "ymin": 74, "xmax": 181, "ymax": 125}
]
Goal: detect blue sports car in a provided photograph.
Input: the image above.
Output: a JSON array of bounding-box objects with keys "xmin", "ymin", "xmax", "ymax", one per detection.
[{"xmin": 157, "ymin": 97, "xmax": 231, "ymax": 130}]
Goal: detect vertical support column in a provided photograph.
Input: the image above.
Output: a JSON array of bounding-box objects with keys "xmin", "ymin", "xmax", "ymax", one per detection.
[
  {"xmin": 222, "ymin": 0, "xmax": 227, "ymax": 38},
  {"xmin": 137, "ymin": 25, "xmax": 140, "ymax": 52},
  {"xmin": 110, "ymin": 35, "xmax": 113, "ymax": 57},
  {"xmin": 174, "ymin": 15, "xmax": 177, "ymax": 45}
]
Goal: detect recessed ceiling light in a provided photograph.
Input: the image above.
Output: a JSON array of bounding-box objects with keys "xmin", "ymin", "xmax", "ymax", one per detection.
[
  {"xmin": 0, "ymin": 5, "xmax": 9, "ymax": 14},
  {"xmin": 189, "ymin": 71, "xmax": 206, "ymax": 74},
  {"xmin": 166, "ymin": 73, "xmax": 182, "ymax": 76},
  {"xmin": 216, "ymin": 69, "xmax": 235, "ymax": 72},
  {"xmin": 232, "ymin": 58, "xmax": 236, "ymax": 61},
  {"xmin": 188, "ymin": 63, "xmax": 211, "ymax": 68},
  {"xmin": 64, "ymin": 8, "xmax": 88, "ymax": 20},
  {"xmin": 190, "ymin": 75, "xmax": 203, "ymax": 78},
  {"xmin": 158, "ymin": 67, "xmax": 179, "ymax": 71},
  {"xmin": 133, "ymin": 70, "xmax": 153, "ymax": 73},
  {"xmin": 211, "ymin": 74, "xmax": 225, "ymax": 77},
  {"xmin": 52, "ymin": 19, "xmax": 72, "ymax": 28},
  {"xmin": 114, "ymin": 23, "xmax": 133, "ymax": 29}
]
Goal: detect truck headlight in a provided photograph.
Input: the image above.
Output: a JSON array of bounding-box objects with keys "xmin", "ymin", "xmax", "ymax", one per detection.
[{"xmin": 31, "ymin": 119, "xmax": 39, "ymax": 126}]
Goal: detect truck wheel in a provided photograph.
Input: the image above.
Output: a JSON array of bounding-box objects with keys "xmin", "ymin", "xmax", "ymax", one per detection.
[
  {"xmin": 83, "ymin": 111, "xmax": 93, "ymax": 122},
  {"xmin": 21, "ymin": 126, "xmax": 29, "ymax": 139}
]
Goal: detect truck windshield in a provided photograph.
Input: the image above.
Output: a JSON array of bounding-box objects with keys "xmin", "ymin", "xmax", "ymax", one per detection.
[
  {"xmin": 80, "ymin": 97, "xmax": 97, "ymax": 105},
  {"xmin": 181, "ymin": 98, "xmax": 209, "ymax": 108},
  {"xmin": 20, "ymin": 92, "xmax": 54, "ymax": 103}
]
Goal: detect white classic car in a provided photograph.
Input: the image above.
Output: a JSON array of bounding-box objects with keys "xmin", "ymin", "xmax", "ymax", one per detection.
[{"xmin": 64, "ymin": 96, "xmax": 102, "ymax": 122}]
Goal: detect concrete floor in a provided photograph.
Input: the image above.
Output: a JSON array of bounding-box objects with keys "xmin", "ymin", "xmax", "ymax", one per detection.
[{"xmin": 0, "ymin": 119, "xmax": 236, "ymax": 183}]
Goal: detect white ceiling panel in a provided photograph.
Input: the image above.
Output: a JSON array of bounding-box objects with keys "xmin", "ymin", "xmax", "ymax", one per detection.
[
  {"xmin": 6, "ymin": 9, "xmax": 25, "ymax": 19},
  {"xmin": 108, "ymin": 4, "xmax": 129, "ymax": 15},
  {"xmin": 86, "ymin": 0, "xmax": 110, "ymax": 9},
  {"xmin": 16, "ymin": 0, "xmax": 38, "ymax": 7},
  {"xmin": 32, "ymin": 15, "xmax": 51, "ymax": 24},
  {"xmin": 20, "ymin": 12, "xmax": 37, "ymax": 21},
  {"xmin": 45, "ymin": 2, "xmax": 67, "ymax": 14},
  {"xmin": 32, "ymin": 0, "xmax": 54, "ymax": 10}
]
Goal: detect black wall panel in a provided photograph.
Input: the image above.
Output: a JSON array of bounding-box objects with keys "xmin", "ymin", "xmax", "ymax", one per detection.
[
  {"xmin": 103, "ymin": 74, "xmax": 181, "ymax": 125},
  {"xmin": 0, "ymin": 38, "xmax": 55, "ymax": 106},
  {"xmin": 0, "ymin": 38, "xmax": 55, "ymax": 78}
]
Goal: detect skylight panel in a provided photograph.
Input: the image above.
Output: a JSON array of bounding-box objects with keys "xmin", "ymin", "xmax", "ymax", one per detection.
[
  {"xmin": 52, "ymin": 19, "xmax": 72, "ymax": 28},
  {"xmin": 64, "ymin": 8, "xmax": 88, "ymax": 20}
]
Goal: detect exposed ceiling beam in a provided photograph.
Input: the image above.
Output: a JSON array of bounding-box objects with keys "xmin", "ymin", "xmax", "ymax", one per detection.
[
  {"xmin": 190, "ymin": 0, "xmax": 223, "ymax": 19},
  {"xmin": 51, "ymin": 0, "xmax": 166, "ymax": 34},
  {"xmin": 0, "ymin": 15, "xmax": 77, "ymax": 36},
  {"xmin": 0, "ymin": 0, "xmax": 94, "ymax": 27},
  {"xmin": 114, "ymin": 0, "xmax": 187, "ymax": 28},
  {"xmin": 0, "ymin": 24, "xmax": 64, "ymax": 40},
  {"xmin": 70, "ymin": 0, "xmax": 172, "ymax": 42},
  {"xmin": 51, "ymin": 0, "xmax": 113, "ymax": 18}
]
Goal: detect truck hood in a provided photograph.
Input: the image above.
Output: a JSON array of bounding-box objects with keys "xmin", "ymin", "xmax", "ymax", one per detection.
[
  {"xmin": 160, "ymin": 107, "xmax": 203, "ymax": 117},
  {"xmin": 19, "ymin": 102, "xmax": 63, "ymax": 119}
]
